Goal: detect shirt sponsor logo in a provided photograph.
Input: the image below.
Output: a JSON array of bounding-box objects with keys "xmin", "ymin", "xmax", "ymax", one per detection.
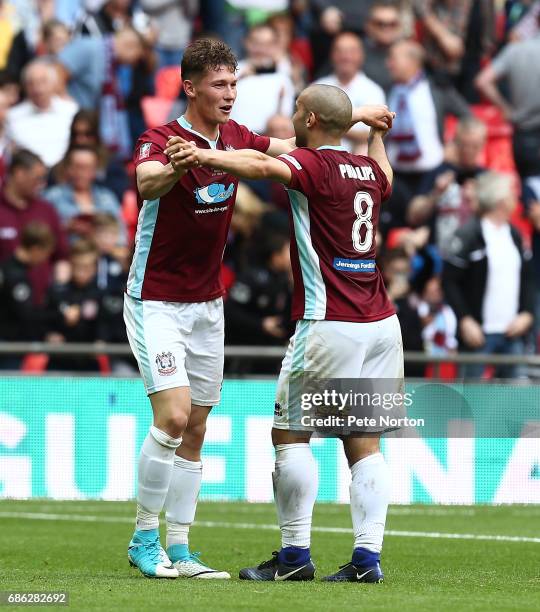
[
  {"xmin": 155, "ymin": 351, "xmax": 177, "ymax": 376},
  {"xmin": 194, "ymin": 183, "xmax": 235, "ymax": 205},
  {"xmin": 139, "ymin": 143, "xmax": 151, "ymax": 159},
  {"xmin": 333, "ymin": 258, "xmax": 376, "ymax": 272}
]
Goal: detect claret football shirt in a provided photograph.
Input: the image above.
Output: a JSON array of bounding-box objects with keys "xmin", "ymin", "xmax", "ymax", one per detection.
[
  {"xmin": 128, "ymin": 116, "xmax": 270, "ymax": 302},
  {"xmin": 278, "ymin": 145, "xmax": 395, "ymax": 323}
]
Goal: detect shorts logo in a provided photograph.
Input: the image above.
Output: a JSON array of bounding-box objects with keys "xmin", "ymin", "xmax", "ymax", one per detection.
[
  {"xmin": 333, "ymin": 258, "xmax": 376, "ymax": 273},
  {"xmin": 274, "ymin": 402, "xmax": 282, "ymax": 417},
  {"xmin": 194, "ymin": 183, "xmax": 234, "ymax": 205},
  {"xmin": 156, "ymin": 351, "xmax": 177, "ymax": 376},
  {"xmin": 139, "ymin": 143, "xmax": 151, "ymax": 159}
]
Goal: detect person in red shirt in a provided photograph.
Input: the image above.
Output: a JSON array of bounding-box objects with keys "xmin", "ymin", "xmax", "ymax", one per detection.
[
  {"xmin": 172, "ymin": 83, "xmax": 401, "ymax": 583},
  {"xmin": 0, "ymin": 150, "xmax": 69, "ymax": 305},
  {"xmin": 125, "ymin": 37, "xmax": 395, "ymax": 579}
]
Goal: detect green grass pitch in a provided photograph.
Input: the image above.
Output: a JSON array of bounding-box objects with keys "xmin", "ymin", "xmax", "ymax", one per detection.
[{"xmin": 1, "ymin": 500, "xmax": 539, "ymax": 611}]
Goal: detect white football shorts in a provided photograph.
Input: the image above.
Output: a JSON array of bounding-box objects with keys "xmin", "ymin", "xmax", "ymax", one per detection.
[
  {"xmin": 273, "ymin": 314, "xmax": 404, "ymax": 430},
  {"xmin": 124, "ymin": 293, "xmax": 224, "ymax": 404}
]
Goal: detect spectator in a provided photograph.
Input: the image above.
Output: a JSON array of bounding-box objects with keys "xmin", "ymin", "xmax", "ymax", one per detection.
[
  {"xmin": 418, "ymin": 275, "xmax": 458, "ymax": 355},
  {"xmin": 77, "ymin": 0, "xmax": 133, "ymax": 37},
  {"xmin": 231, "ymin": 23, "xmax": 295, "ymax": 134},
  {"xmin": 0, "ymin": 88, "xmax": 8, "ymax": 184},
  {"xmin": 0, "ymin": 222, "xmax": 55, "ymax": 369},
  {"xmin": 0, "ymin": 71, "xmax": 20, "ymax": 107},
  {"xmin": 412, "ymin": 0, "xmax": 495, "ymax": 100},
  {"xmin": 522, "ymin": 177, "xmax": 540, "ymax": 352},
  {"xmin": 52, "ymin": 109, "xmax": 129, "ymax": 201},
  {"xmin": 380, "ymin": 247, "xmax": 424, "ymax": 376},
  {"xmin": 442, "ymin": 172, "xmax": 535, "ymax": 378},
  {"xmin": 362, "ymin": 0, "xmax": 404, "ymax": 93},
  {"xmin": 92, "ymin": 212, "xmax": 128, "ymax": 292},
  {"xmin": 140, "ymin": 0, "xmax": 198, "ymax": 68},
  {"xmin": 225, "ymin": 228, "xmax": 292, "ymax": 372},
  {"xmin": 45, "ymin": 238, "xmax": 105, "ymax": 372},
  {"xmin": 6, "ymin": 59, "xmax": 78, "ymax": 168},
  {"xmin": 267, "ymin": 12, "xmax": 307, "ymax": 93},
  {"xmin": 407, "ymin": 117, "xmax": 487, "ymax": 256},
  {"xmin": 475, "ymin": 16, "xmax": 540, "ymax": 180},
  {"xmin": 41, "ymin": 18, "xmax": 71, "ymax": 56},
  {"xmin": 44, "ymin": 145, "xmax": 126, "ymax": 244},
  {"xmin": 385, "ymin": 40, "xmax": 470, "ymax": 228},
  {"xmin": 315, "ymin": 31, "xmax": 385, "ymax": 153},
  {"xmin": 0, "ymin": 149, "xmax": 69, "ymax": 304},
  {"xmin": 57, "ymin": 27, "xmax": 144, "ymax": 158},
  {"xmin": 309, "ymin": 0, "xmax": 374, "ymax": 74}
]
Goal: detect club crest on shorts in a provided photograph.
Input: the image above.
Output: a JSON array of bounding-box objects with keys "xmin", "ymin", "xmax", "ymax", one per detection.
[{"xmin": 155, "ymin": 351, "xmax": 177, "ymax": 376}]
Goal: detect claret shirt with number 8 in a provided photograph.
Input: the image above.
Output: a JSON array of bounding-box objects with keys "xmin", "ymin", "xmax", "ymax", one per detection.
[{"xmin": 277, "ymin": 145, "xmax": 395, "ymax": 323}]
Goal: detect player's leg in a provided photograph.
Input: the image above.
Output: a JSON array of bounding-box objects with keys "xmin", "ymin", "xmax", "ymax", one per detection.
[
  {"xmin": 124, "ymin": 295, "xmax": 191, "ymax": 578},
  {"xmin": 323, "ymin": 314, "xmax": 403, "ymax": 583},
  {"xmin": 165, "ymin": 297, "xmax": 230, "ymax": 578},
  {"xmin": 240, "ymin": 321, "xmax": 319, "ymax": 581}
]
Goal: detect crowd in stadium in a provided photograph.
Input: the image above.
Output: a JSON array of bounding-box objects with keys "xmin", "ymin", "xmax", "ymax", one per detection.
[{"xmin": 0, "ymin": 0, "xmax": 539, "ymax": 376}]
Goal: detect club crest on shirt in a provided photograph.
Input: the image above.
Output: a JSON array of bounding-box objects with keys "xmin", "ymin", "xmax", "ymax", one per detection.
[
  {"xmin": 155, "ymin": 351, "xmax": 177, "ymax": 376},
  {"xmin": 194, "ymin": 182, "xmax": 235, "ymax": 205},
  {"xmin": 139, "ymin": 143, "xmax": 151, "ymax": 159}
]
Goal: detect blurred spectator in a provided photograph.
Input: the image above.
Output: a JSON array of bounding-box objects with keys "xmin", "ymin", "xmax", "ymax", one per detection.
[
  {"xmin": 507, "ymin": 0, "xmax": 540, "ymax": 41},
  {"xmin": 231, "ymin": 23, "xmax": 295, "ymax": 133},
  {"xmin": 41, "ymin": 19, "xmax": 71, "ymax": 57},
  {"xmin": 140, "ymin": 0, "xmax": 198, "ymax": 68},
  {"xmin": 92, "ymin": 212, "xmax": 128, "ymax": 292},
  {"xmin": 0, "ymin": 71, "xmax": 20, "ymax": 106},
  {"xmin": 0, "ymin": 0, "xmax": 19, "ymax": 71},
  {"xmin": 407, "ymin": 117, "xmax": 487, "ymax": 256},
  {"xmin": 413, "ymin": 0, "xmax": 495, "ymax": 100},
  {"xmin": 267, "ymin": 12, "xmax": 307, "ymax": 93},
  {"xmin": 44, "ymin": 145, "xmax": 126, "ymax": 245},
  {"xmin": 5, "ymin": 59, "xmax": 78, "ymax": 168},
  {"xmin": 225, "ymin": 227, "xmax": 292, "ymax": 372},
  {"xmin": 0, "ymin": 150, "xmax": 69, "ymax": 304},
  {"xmin": 442, "ymin": 172, "xmax": 535, "ymax": 378},
  {"xmin": 362, "ymin": 0, "xmax": 404, "ymax": 93},
  {"xmin": 0, "ymin": 222, "xmax": 55, "ymax": 365},
  {"xmin": 475, "ymin": 18, "xmax": 540, "ymax": 180},
  {"xmin": 45, "ymin": 238, "xmax": 105, "ymax": 372},
  {"xmin": 0, "ymin": 88, "xmax": 8, "ymax": 184},
  {"xmin": 380, "ymin": 247, "xmax": 424, "ymax": 375},
  {"xmin": 52, "ymin": 110, "xmax": 129, "ymax": 201},
  {"xmin": 385, "ymin": 40, "xmax": 470, "ymax": 228},
  {"xmin": 77, "ymin": 0, "xmax": 133, "ymax": 36},
  {"xmin": 309, "ymin": 0, "xmax": 374, "ymax": 75},
  {"xmin": 418, "ymin": 275, "xmax": 458, "ymax": 354},
  {"xmin": 57, "ymin": 28, "xmax": 144, "ymax": 158},
  {"xmin": 522, "ymin": 177, "xmax": 540, "ymax": 351},
  {"xmin": 315, "ymin": 31, "xmax": 385, "ymax": 153}
]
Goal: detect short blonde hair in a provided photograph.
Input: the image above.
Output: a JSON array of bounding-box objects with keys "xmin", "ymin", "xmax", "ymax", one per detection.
[{"xmin": 475, "ymin": 172, "xmax": 514, "ymax": 215}]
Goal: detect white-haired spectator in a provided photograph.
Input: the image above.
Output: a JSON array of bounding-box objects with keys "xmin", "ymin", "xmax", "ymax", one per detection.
[
  {"xmin": 442, "ymin": 172, "xmax": 535, "ymax": 379},
  {"xmin": 6, "ymin": 59, "xmax": 78, "ymax": 168}
]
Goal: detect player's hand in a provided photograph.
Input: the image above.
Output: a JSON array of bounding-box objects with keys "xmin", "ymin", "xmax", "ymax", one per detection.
[
  {"xmin": 358, "ymin": 105, "xmax": 395, "ymax": 130},
  {"xmin": 460, "ymin": 316, "xmax": 485, "ymax": 349},
  {"xmin": 506, "ymin": 312, "xmax": 533, "ymax": 338},
  {"xmin": 165, "ymin": 136, "xmax": 200, "ymax": 171}
]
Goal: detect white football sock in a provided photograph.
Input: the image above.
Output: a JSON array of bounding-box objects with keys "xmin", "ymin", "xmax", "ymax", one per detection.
[
  {"xmin": 136, "ymin": 426, "xmax": 181, "ymax": 531},
  {"xmin": 349, "ymin": 452, "xmax": 391, "ymax": 553},
  {"xmin": 165, "ymin": 456, "xmax": 202, "ymax": 548},
  {"xmin": 273, "ymin": 443, "xmax": 318, "ymax": 549}
]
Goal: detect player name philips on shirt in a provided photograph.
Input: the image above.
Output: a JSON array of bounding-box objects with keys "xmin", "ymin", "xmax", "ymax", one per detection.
[{"xmin": 339, "ymin": 164, "xmax": 376, "ymax": 181}]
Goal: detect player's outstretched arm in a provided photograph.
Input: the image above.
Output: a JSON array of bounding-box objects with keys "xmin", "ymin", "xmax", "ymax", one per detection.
[
  {"xmin": 368, "ymin": 127, "xmax": 393, "ymax": 185},
  {"xmin": 136, "ymin": 160, "xmax": 190, "ymax": 200}
]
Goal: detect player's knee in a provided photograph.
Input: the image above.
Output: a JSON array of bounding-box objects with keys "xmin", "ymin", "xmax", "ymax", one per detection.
[{"xmin": 157, "ymin": 410, "xmax": 189, "ymax": 439}]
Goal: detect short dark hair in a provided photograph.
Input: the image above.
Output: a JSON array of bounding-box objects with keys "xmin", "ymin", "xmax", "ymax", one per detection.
[
  {"xmin": 70, "ymin": 238, "xmax": 98, "ymax": 259},
  {"xmin": 8, "ymin": 149, "xmax": 44, "ymax": 174},
  {"xmin": 181, "ymin": 38, "xmax": 237, "ymax": 81},
  {"xmin": 93, "ymin": 212, "xmax": 120, "ymax": 231},
  {"xmin": 20, "ymin": 221, "xmax": 55, "ymax": 251}
]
